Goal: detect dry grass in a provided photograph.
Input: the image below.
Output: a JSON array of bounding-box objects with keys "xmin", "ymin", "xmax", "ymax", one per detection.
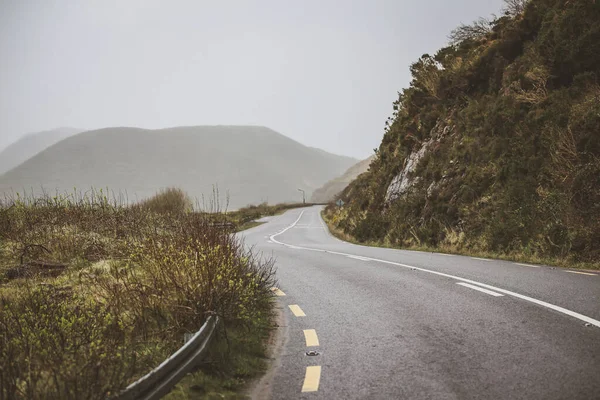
[
  {"xmin": 0, "ymin": 190, "xmax": 276, "ymax": 399},
  {"xmin": 322, "ymin": 210, "xmax": 600, "ymax": 270}
]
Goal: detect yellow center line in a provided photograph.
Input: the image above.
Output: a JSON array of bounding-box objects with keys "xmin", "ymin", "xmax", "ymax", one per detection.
[
  {"xmin": 566, "ymin": 270, "xmax": 597, "ymax": 276},
  {"xmin": 303, "ymin": 329, "xmax": 319, "ymax": 347},
  {"xmin": 271, "ymin": 287, "xmax": 286, "ymax": 296},
  {"xmin": 288, "ymin": 304, "xmax": 306, "ymax": 317},
  {"xmin": 301, "ymin": 366, "xmax": 321, "ymax": 392}
]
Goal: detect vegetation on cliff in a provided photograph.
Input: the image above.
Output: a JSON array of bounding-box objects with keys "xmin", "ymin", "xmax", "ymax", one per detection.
[{"xmin": 327, "ymin": 0, "xmax": 600, "ymax": 268}]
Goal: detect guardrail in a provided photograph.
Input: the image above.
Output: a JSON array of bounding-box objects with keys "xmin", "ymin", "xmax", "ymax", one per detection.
[{"xmin": 114, "ymin": 315, "xmax": 220, "ymax": 400}]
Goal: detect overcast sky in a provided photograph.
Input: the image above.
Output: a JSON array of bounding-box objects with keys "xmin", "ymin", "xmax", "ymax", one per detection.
[{"xmin": 0, "ymin": 0, "xmax": 504, "ymax": 159}]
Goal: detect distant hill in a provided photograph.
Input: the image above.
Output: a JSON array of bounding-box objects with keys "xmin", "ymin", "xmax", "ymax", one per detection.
[
  {"xmin": 0, "ymin": 126, "xmax": 357, "ymax": 209},
  {"xmin": 310, "ymin": 155, "xmax": 375, "ymax": 203},
  {"xmin": 0, "ymin": 128, "xmax": 82, "ymax": 175}
]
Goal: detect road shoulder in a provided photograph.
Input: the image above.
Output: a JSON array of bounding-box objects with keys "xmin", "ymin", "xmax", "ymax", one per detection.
[{"xmin": 247, "ymin": 299, "xmax": 289, "ymax": 400}]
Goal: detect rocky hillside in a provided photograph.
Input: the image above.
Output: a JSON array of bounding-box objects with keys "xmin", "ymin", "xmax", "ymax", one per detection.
[
  {"xmin": 326, "ymin": 0, "xmax": 600, "ymax": 266},
  {"xmin": 310, "ymin": 155, "xmax": 375, "ymax": 203},
  {"xmin": 0, "ymin": 128, "xmax": 82, "ymax": 175},
  {"xmin": 0, "ymin": 126, "xmax": 356, "ymax": 209}
]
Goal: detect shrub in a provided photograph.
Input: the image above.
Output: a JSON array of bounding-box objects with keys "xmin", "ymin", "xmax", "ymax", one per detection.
[
  {"xmin": 138, "ymin": 187, "xmax": 193, "ymax": 215},
  {"xmin": 0, "ymin": 192, "xmax": 275, "ymax": 399}
]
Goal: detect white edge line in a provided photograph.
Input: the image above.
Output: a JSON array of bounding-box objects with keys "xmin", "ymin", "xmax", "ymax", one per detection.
[
  {"xmin": 268, "ymin": 209, "xmax": 600, "ymax": 328},
  {"xmin": 457, "ymin": 282, "xmax": 503, "ymax": 297},
  {"xmin": 471, "ymin": 257, "xmax": 492, "ymax": 261},
  {"xmin": 566, "ymin": 271, "xmax": 597, "ymax": 276},
  {"xmin": 372, "ymin": 258, "xmax": 600, "ymax": 327},
  {"xmin": 515, "ymin": 263, "xmax": 540, "ymax": 268}
]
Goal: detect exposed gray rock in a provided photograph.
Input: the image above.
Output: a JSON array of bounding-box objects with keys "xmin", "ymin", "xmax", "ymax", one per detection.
[
  {"xmin": 385, "ymin": 139, "xmax": 431, "ymax": 202},
  {"xmin": 385, "ymin": 120, "xmax": 454, "ymax": 203}
]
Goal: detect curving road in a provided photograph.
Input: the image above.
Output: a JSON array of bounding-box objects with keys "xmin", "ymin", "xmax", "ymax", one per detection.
[{"xmin": 241, "ymin": 206, "xmax": 600, "ymax": 400}]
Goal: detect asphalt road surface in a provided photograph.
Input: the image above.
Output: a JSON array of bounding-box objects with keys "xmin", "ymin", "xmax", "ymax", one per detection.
[{"xmin": 241, "ymin": 206, "xmax": 600, "ymax": 400}]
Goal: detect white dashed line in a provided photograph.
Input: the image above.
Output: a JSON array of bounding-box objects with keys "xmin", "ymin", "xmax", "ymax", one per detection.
[{"xmin": 346, "ymin": 255, "xmax": 371, "ymax": 261}]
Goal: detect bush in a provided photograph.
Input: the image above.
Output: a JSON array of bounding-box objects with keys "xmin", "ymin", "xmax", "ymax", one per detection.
[
  {"xmin": 138, "ymin": 187, "xmax": 193, "ymax": 215},
  {"xmin": 0, "ymin": 192, "xmax": 275, "ymax": 399}
]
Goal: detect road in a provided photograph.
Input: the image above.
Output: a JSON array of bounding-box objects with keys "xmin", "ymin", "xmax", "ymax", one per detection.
[{"xmin": 241, "ymin": 206, "xmax": 600, "ymax": 400}]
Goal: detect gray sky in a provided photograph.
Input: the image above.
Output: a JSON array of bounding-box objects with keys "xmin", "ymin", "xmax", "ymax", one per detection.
[{"xmin": 0, "ymin": 0, "xmax": 504, "ymax": 159}]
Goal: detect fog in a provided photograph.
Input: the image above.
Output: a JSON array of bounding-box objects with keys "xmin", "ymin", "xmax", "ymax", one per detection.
[{"xmin": 0, "ymin": 0, "xmax": 504, "ymax": 158}]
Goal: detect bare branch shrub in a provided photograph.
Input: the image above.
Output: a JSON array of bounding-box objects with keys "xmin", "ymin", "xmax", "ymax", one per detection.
[
  {"xmin": 449, "ymin": 18, "xmax": 493, "ymax": 45},
  {"xmin": 503, "ymin": 0, "xmax": 528, "ymax": 16}
]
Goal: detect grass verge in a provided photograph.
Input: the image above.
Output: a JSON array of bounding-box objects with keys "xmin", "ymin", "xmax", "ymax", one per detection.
[
  {"xmin": 0, "ymin": 189, "xmax": 277, "ymax": 399},
  {"xmin": 165, "ymin": 304, "xmax": 275, "ymax": 400},
  {"xmin": 163, "ymin": 203, "xmax": 311, "ymax": 399},
  {"xmin": 322, "ymin": 210, "xmax": 600, "ymax": 271}
]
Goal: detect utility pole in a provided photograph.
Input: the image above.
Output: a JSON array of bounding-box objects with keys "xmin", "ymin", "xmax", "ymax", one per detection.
[{"xmin": 297, "ymin": 188, "xmax": 306, "ymax": 204}]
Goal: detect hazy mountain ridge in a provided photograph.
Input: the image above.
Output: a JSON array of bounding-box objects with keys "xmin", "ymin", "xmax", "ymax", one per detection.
[
  {"xmin": 0, "ymin": 126, "xmax": 357, "ymax": 209},
  {"xmin": 327, "ymin": 0, "xmax": 600, "ymax": 265},
  {"xmin": 310, "ymin": 155, "xmax": 375, "ymax": 203},
  {"xmin": 0, "ymin": 127, "xmax": 82, "ymax": 175}
]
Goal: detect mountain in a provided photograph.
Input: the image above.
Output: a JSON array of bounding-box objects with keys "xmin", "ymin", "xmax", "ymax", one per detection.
[
  {"xmin": 326, "ymin": 0, "xmax": 600, "ymax": 265},
  {"xmin": 310, "ymin": 155, "xmax": 375, "ymax": 203},
  {"xmin": 0, "ymin": 126, "xmax": 357, "ymax": 209},
  {"xmin": 0, "ymin": 128, "xmax": 82, "ymax": 175}
]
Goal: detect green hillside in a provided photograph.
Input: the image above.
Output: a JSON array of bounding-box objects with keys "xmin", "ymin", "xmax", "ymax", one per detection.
[
  {"xmin": 326, "ymin": 0, "xmax": 600, "ymax": 267},
  {"xmin": 0, "ymin": 126, "xmax": 356, "ymax": 210}
]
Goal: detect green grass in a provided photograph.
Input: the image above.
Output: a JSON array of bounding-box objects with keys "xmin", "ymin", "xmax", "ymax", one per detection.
[
  {"xmin": 163, "ymin": 203, "xmax": 312, "ymax": 399},
  {"xmin": 165, "ymin": 306, "xmax": 275, "ymax": 400},
  {"xmin": 322, "ymin": 211, "xmax": 600, "ymax": 271},
  {"xmin": 0, "ymin": 190, "xmax": 277, "ymax": 399}
]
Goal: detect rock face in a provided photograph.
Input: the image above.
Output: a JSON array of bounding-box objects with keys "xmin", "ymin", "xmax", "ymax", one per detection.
[
  {"xmin": 385, "ymin": 122, "xmax": 452, "ymax": 203},
  {"xmin": 385, "ymin": 140, "xmax": 431, "ymax": 203}
]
